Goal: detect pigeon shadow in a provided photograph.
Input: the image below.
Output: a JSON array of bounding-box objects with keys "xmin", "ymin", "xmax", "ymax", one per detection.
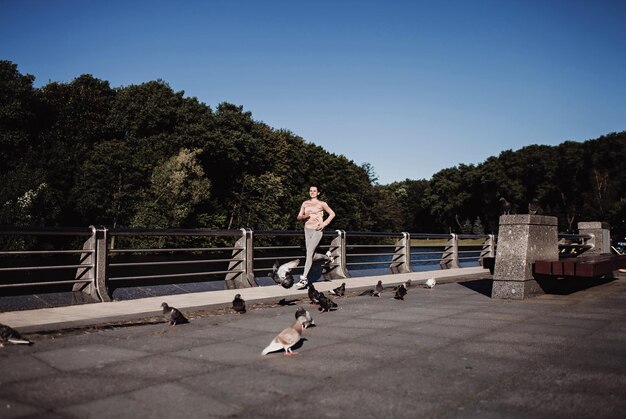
[
  {"xmin": 278, "ymin": 298, "xmax": 299, "ymax": 306},
  {"xmin": 291, "ymin": 338, "xmax": 308, "ymax": 351}
]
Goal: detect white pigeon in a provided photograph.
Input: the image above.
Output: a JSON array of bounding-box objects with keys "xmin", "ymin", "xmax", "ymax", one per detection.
[
  {"xmin": 425, "ymin": 278, "xmax": 436, "ymax": 289},
  {"xmin": 269, "ymin": 259, "xmax": 300, "ymax": 289},
  {"xmin": 262, "ymin": 316, "xmax": 306, "ymax": 356}
]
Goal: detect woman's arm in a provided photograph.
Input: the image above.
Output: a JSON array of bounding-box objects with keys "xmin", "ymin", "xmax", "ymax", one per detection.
[
  {"xmin": 296, "ymin": 203, "xmax": 309, "ymax": 221},
  {"xmin": 321, "ymin": 202, "xmax": 335, "ymax": 227}
]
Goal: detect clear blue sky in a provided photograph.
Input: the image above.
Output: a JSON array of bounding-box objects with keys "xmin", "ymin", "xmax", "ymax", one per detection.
[{"xmin": 2, "ymin": 0, "xmax": 625, "ymax": 184}]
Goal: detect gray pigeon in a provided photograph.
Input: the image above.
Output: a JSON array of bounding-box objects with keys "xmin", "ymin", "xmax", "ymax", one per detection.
[
  {"xmin": 232, "ymin": 294, "xmax": 246, "ymax": 314},
  {"xmin": 308, "ymin": 283, "xmax": 321, "ymax": 305},
  {"xmin": 0, "ymin": 324, "xmax": 32, "ymax": 347},
  {"xmin": 318, "ymin": 292, "xmax": 338, "ymax": 312},
  {"xmin": 394, "ymin": 284, "xmax": 407, "ymax": 300},
  {"xmin": 375, "ymin": 280, "xmax": 384, "ymax": 294},
  {"xmin": 161, "ymin": 302, "xmax": 189, "ymax": 326},
  {"xmin": 329, "ymin": 282, "xmax": 346, "ymax": 297},
  {"xmin": 500, "ymin": 197, "xmax": 512, "ymax": 215},
  {"xmin": 269, "ymin": 259, "xmax": 300, "ymax": 289},
  {"xmin": 393, "ymin": 279, "xmax": 413, "ymax": 291},
  {"xmin": 359, "ymin": 280, "xmax": 384, "ymax": 297},
  {"xmin": 295, "ymin": 306, "xmax": 315, "ymax": 328},
  {"xmin": 528, "ymin": 198, "xmax": 543, "ymax": 215}
]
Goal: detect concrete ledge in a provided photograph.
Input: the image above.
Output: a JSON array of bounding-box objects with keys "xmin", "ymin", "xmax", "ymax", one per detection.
[{"xmin": 0, "ymin": 267, "xmax": 488, "ymax": 332}]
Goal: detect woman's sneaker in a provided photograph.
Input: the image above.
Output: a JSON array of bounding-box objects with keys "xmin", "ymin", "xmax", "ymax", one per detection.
[
  {"xmin": 325, "ymin": 250, "xmax": 336, "ymax": 264},
  {"xmin": 296, "ymin": 277, "xmax": 308, "ymax": 289}
]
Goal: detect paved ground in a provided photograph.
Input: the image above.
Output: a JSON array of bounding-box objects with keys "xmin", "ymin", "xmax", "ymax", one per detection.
[{"xmin": 1, "ymin": 273, "xmax": 625, "ymax": 418}]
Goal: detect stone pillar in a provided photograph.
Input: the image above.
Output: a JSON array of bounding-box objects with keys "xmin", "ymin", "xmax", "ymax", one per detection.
[
  {"xmin": 577, "ymin": 222, "xmax": 611, "ymax": 255},
  {"xmin": 491, "ymin": 215, "xmax": 558, "ymax": 299}
]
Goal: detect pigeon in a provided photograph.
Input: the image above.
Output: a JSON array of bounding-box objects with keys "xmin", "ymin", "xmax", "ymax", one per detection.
[
  {"xmin": 329, "ymin": 282, "xmax": 346, "ymax": 297},
  {"xmin": 261, "ymin": 316, "xmax": 306, "ymax": 356},
  {"xmin": 278, "ymin": 298, "xmax": 297, "ymax": 306},
  {"xmin": 359, "ymin": 280, "xmax": 384, "ymax": 297},
  {"xmin": 425, "ymin": 278, "xmax": 436, "ymax": 289},
  {"xmin": 499, "ymin": 197, "xmax": 512, "ymax": 215},
  {"xmin": 308, "ymin": 283, "xmax": 321, "ymax": 305},
  {"xmin": 268, "ymin": 259, "xmax": 300, "ymax": 289},
  {"xmin": 318, "ymin": 292, "xmax": 338, "ymax": 312},
  {"xmin": 295, "ymin": 306, "xmax": 315, "ymax": 328},
  {"xmin": 232, "ymin": 293, "xmax": 246, "ymax": 314},
  {"xmin": 393, "ymin": 279, "xmax": 413, "ymax": 291},
  {"xmin": 0, "ymin": 324, "xmax": 33, "ymax": 347},
  {"xmin": 528, "ymin": 198, "xmax": 543, "ymax": 215},
  {"xmin": 394, "ymin": 284, "xmax": 407, "ymax": 300},
  {"xmin": 161, "ymin": 302, "xmax": 189, "ymax": 326}
]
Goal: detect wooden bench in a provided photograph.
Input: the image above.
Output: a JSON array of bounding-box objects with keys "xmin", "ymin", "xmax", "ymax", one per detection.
[{"xmin": 534, "ymin": 254, "xmax": 626, "ymax": 278}]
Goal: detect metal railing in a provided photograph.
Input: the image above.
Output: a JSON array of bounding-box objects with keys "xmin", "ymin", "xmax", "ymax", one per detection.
[
  {"xmin": 1, "ymin": 226, "xmax": 496, "ymax": 304},
  {"xmin": 558, "ymin": 233, "xmax": 594, "ymax": 256}
]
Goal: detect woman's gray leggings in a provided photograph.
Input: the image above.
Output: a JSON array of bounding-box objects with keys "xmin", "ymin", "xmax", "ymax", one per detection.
[{"xmin": 302, "ymin": 228, "xmax": 326, "ymax": 279}]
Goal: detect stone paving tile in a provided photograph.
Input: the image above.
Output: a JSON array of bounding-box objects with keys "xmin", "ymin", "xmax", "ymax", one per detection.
[
  {"xmin": 448, "ymin": 387, "xmax": 626, "ymax": 419},
  {"xmin": 0, "ymin": 398, "xmax": 42, "ymax": 419},
  {"xmin": 180, "ymin": 364, "xmax": 317, "ymax": 408},
  {"xmin": 236, "ymin": 382, "xmax": 445, "ymax": 419},
  {"xmin": 441, "ymin": 339, "xmax": 559, "ymax": 361},
  {"xmin": 32, "ymin": 344, "xmax": 149, "ymax": 371},
  {"xmin": 260, "ymin": 350, "xmax": 374, "ymax": 380},
  {"xmin": 354, "ymin": 327, "xmax": 454, "ymax": 352},
  {"xmin": 0, "ymin": 372, "xmax": 151, "ymax": 410},
  {"xmin": 363, "ymin": 309, "xmax": 438, "ymax": 323},
  {"xmin": 529, "ymin": 314, "xmax": 613, "ymax": 330},
  {"xmin": 337, "ymin": 317, "xmax": 406, "ymax": 330},
  {"xmin": 171, "ymin": 340, "xmax": 260, "ymax": 365},
  {"xmin": 58, "ymin": 382, "xmax": 240, "ymax": 419},
  {"xmin": 510, "ymin": 321, "xmax": 599, "ymax": 338},
  {"xmin": 98, "ymin": 332, "xmax": 216, "ymax": 353},
  {"xmin": 0, "ymin": 355, "xmax": 58, "ymax": 385},
  {"xmin": 428, "ymin": 315, "xmax": 510, "ymax": 330},
  {"xmin": 404, "ymin": 322, "xmax": 486, "ymax": 340},
  {"xmin": 95, "ymin": 353, "xmax": 227, "ymax": 381},
  {"xmin": 477, "ymin": 330, "xmax": 570, "ymax": 347}
]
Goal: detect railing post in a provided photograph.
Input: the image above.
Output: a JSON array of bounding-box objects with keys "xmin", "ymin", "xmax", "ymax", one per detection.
[
  {"xmin": 322, "ymin": 229, "xmax": 350, "ymax": 280},
  {"xmin": 72, "ymin": 225, "xmax": 100, "ymax": 302},
  {"xmin": 93, "ymin": 225, "xmax": 112, "ymax": 302},
  {"xmin": 390, "ymin": 232, "xmax": 412, "ymax": 273},
  {"xmin": 225, "ymin": 228, "xmax": 257, "ymax": 289},
  {"xmin": 439, "ymin": 233, "xmax": 460, "ymax": 269},
  {"xmin": 478, "ymin": 234, "xmax": 496, "ymax": 266},
  {"xmin": 244, "ymin": 228, "xmax": 257, "ymax": 287}
]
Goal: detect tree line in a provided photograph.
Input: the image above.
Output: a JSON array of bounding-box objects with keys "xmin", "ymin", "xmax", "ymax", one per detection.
[{"xmin": 1, "ymin": 60, "xmax": 625, "ymax": 242}]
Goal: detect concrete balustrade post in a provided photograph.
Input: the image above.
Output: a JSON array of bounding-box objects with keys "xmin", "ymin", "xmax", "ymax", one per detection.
[
  {"xmin": 578, "ymin": 222, "xmax": 611, "ymax": 255},
  {"xmin": 390, "ymin": 232, "xmax": 412, "ymax": 273},
  {"xmin": 323, "ymin": 229, "xmax": 350, "ymax": 280},
  {"xmin": 73, "ymin": 225, "xmax": 101, "ymax": 301},
  {"xmin": 491, "ymin": 215, "xmax": 558, "ymax": 299},
  {"xmin": 93, "ymin": 225, "xmax": 112, "ymax": 302},
  {"xmin": 439, "ymin": 234, "xmax": 460, "ymax": 269},
  {"xmin": 225, "ymin": 228, "xmax": 257, "ymax": 289}
]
